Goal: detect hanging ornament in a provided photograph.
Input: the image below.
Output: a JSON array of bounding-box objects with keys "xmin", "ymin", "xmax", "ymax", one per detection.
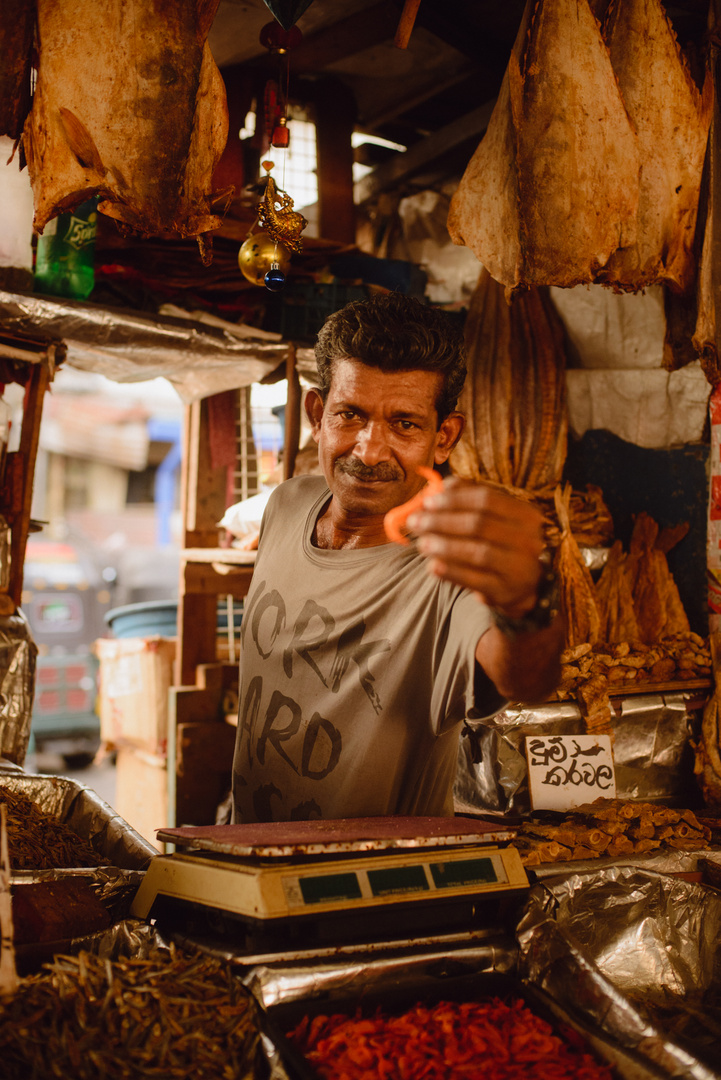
[
  {"xmin": 271, "ymin": 115, "xmax": 290, "ymax": 148},
  {"xmin": 238, "ymin": 229, "xmax": 291, "ymax": 287},
  {"xmin": 260, "ymin": 1, "xmax": 314, "ymax": 32},
  {"xmin": 256, "ymin": 161, "xmax": 307, "ymax": 254},
  {"xmin": 259, "ymin": 22, "xmax": 302, "ymax": 52},
  {"xmin": 264, "ymin": 261, "xmax": 287, "ymax": 291}
]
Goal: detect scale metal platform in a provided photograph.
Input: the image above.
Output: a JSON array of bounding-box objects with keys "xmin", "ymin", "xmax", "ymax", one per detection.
[{"xmin": 131, "ymin": 817, "xmax": 528, "ymax": 953}]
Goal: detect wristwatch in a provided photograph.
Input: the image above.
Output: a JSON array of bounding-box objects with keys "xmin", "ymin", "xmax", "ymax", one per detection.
[{"xmin": 490, "ymin": 550, "xmax": 560, "ymax": 640}]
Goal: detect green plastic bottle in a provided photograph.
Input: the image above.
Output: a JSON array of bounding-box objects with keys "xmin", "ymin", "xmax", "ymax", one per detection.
[{"xmin": 34, "ymin": 196, "xmax": 98, "ymax": 300}]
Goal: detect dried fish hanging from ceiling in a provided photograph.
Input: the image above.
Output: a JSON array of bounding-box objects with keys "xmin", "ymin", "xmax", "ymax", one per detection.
[
  {"xmin": 0, "ymin": 0, "xmax": 33, "ymax": 140},
  {"xmin": 450, "ymin": 267, "xmax": 568, "ymax": 491},
  {"xmin": 447, "ymin": 0, "xmax": 639, "ymax": 291},
  {"xmin": 598, "ymin": 0, "xmax": 712, "ymax": 295},
  {"xmin": 23, "ymin": 0, "xmax": 229, "ymax": 264}
]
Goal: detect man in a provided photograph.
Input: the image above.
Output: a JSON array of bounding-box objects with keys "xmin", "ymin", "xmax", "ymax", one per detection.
[{"xmin": 232, "ymin": 293, "xmax": 563, "ymax": 823}]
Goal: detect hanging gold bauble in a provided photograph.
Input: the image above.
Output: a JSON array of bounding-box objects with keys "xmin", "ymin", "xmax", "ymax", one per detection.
[{"xmin": 238, "ymin": 230, "xmax": 291, "ymax": 287}]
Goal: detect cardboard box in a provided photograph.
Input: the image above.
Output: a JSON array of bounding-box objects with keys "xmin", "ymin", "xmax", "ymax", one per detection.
[
  {"xmin": 95, "ymin": 636, "xmax": 176, "ymax": 756},
  {"xmin": 114, "ymin": 745, "xmax": 168, "ymax": 853}
]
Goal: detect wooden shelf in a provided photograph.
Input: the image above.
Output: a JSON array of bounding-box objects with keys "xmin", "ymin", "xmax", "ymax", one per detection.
[{"xmin": 182, "ymin": 547, "xmax": 257, "ymax": 566}]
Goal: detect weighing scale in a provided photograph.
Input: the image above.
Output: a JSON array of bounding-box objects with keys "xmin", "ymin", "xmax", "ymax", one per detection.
[{"xmin": 131, "ymin": 817, "xmax": 529, "ymax": 955}]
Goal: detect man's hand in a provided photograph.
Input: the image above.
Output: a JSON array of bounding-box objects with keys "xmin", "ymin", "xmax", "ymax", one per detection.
[
  {"xmin": 407, "ymin": 477, "xmax": 563, "ymax": 703},
  {"xmin": 407, "ymin": 478, "xmax": 545, "ymax": 617}
]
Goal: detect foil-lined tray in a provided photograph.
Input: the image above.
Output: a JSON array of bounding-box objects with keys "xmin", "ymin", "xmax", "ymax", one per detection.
[
  {"xmin": 249, "ymin": 947, "xmax": 660, "ymax": 1080},
  {"xmin": 455, "ymin": 692, "xmax": 698, "ymax": 816},
  {"xmin": 1, "ymin": 772, "xmax": 156, "ymax": 873},
  {"xmin": 518, "ymin": 864, "xmax": 721, "ymax": 1080},
  {"xmin": 2, "ymin": 772, "xmax": 156, "ymax": 970}
]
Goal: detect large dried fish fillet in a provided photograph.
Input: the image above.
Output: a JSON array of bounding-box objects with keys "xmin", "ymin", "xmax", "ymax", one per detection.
[
  {"xmin": 447, "ymin": 65, "xmax": 522, "ymax": 289},
  {"xmin": 626, "ymin": 511, "xmax": 690, "ymax": 642},
  {"xmin": 448, "ymin": 0, "xmax": 639, "ymax": 290},
  {"xmin": 0, "ymin": 0, "xmax": 34, "ymax": 139},
  {"xmin": 600, "ymin": 0, "xmax": 712, "ymax": 294},
  {"xmin": 554, "ymin": 483, "xmax": 601, "ymax": 649},
  {"xmin": 595, "ymin": 539, "xmax": 640, "ymax": 644},
  {"xmin": 24, "ymin": 0, "xmax": 228, "ymax": 248}
]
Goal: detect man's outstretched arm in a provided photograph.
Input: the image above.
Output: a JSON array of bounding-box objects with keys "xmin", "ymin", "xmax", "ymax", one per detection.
[{"xmin": 408, "ymin": 478, "xmax": 564, "ymax": 703}]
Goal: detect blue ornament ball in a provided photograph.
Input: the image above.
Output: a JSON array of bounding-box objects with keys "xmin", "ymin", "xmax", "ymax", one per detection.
[{"xmin": 264, "ymin": 267, "xmax": 286, "ymax": 291}]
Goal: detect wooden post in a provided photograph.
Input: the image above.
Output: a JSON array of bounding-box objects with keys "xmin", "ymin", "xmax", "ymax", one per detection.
[
  {"xmin": 176, "ymin": 398, "xmax": 227, "ymax": 686},
  {"xmin": 283, "ymin": 345, "xmax": 302, "ymax": 480},
  {"xmin": 8, "ymin": 359, "xmax": 50, "ymax": 609},
  {"xmin": 314, "ymin": 76, "xmax": 357, "ymax": 244}
]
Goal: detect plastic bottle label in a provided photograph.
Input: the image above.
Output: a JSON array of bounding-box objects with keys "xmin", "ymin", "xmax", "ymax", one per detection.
[{"xmin": 62, "ymin": 213, "xmax": 96, "ymax": 250}]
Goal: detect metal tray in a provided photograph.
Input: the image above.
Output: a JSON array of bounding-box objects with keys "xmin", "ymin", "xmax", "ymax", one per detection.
[
  {"xmin": 259, "ymin": 970, "xmax": 660, "ymax": 1080},
  {"xmin": 1, "ymin": 772, "xmax": 156, "ymax": 872}
]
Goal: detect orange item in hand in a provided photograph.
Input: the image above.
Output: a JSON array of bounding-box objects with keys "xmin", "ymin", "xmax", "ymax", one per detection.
[{"xmin": 384, "ymin": 466, "xmax": 443, "ymax": 545}]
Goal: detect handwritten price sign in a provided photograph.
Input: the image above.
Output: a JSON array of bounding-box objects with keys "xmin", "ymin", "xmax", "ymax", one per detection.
[{"xmin": 525, "ymin": 734, "xmax": 616, "ymax": 812}]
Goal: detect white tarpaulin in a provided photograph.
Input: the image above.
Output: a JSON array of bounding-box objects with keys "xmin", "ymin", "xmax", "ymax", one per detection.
[
  {"xmin": 550, "ymin": 282, "xmax": 666, "ymax": 369},
  {"xmin": 550, "ymin": 282, "xmax": 710, "ymax": 447},
  {"xmin": 566, "ymin": 363, "xmax": 710, "ymax": 448}
]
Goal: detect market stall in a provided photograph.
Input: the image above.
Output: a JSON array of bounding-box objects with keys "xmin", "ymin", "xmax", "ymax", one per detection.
[{"xmin": 1, "ymin": 0, "xmax": 721, "ymax": 1077}]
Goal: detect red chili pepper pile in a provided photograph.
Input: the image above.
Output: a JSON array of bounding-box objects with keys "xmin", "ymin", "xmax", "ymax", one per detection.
[{"xmin": 286, "ymin": 996, "xmax": 614, "ymax": 1080}]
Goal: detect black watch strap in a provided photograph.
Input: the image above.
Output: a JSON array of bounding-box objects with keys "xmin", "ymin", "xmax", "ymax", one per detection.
[{"xmin": 490, "ymin": 550, "xmax": 560, "ymax": 640}]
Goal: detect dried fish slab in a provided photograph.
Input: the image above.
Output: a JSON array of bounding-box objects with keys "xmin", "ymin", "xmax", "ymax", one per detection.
[
  {"xmin": 599, "ymin": 0, "xmax": 712, "ymax": 294},
  {"xmin": 448, "ymin": 0, "xmax": 639, "ymax": 290},
  {"xmin": 24, "ymin": 0, "xmax": 228, "ymax": 249}
]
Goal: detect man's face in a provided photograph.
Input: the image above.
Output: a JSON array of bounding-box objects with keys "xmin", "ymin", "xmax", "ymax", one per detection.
[{"xmin": 305, "ymin": 358, "xmax": 463, "ymax": 517}]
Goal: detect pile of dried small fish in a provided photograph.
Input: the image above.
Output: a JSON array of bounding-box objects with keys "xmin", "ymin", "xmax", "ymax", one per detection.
[
  {"xmin": 511, "ymin": 798, "xmax": 712, "ymax": 865},
  {"xmin": 0, "ymin": 788, "xmax": 107, "ymax": 870},
  {"xmin": 554, "ymin": 631, "xmax": 711, "ymax": 737},
  {"xmin": 556, "ymin": 632, "xmax": 712, "ymax": 701},
  {"xmin": 0, "ymin": 945, "xmax": 258, "ymax": 1079}
]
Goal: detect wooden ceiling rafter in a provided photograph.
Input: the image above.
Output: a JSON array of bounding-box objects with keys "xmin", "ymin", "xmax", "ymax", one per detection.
[{"xmin": 354, "ymin": 99, "xmax": 496, "ymax": 203}]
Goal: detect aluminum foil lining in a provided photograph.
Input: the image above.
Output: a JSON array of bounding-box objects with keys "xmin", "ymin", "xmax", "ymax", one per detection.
[
  {"xmin": 455, "ymin": 692, "xmax": 696, "ymax": 816},
  {"xmin": 0, "ymin": 290, "xmax": 294, "ymax": 403},
  {"xmin": 244, "ymin": 934, "xmax": 517, "ymax": 1009},
  {"xmin": 0, "ymin": 611, "xmax": 37, "ymax": 767},
  {"xmin": 248, "ymin": 938, "xmax": 663, "ymax": 1080},
  {"xmin": 2, "ymin": 772, "xmax": 156, "ymax": 871},
  {"xmin": 517, "ymin": 865, "xmax": 721, "ymax": 1080},
  {"xmin": 76, "ymin": 917, "xmax": 171, "ymax": 961}
]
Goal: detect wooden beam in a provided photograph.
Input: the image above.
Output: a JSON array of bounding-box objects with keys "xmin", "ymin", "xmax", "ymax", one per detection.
[
  {"xmin": 354, "ymin": 100, "xmax": 495, "ymax": 204},
  {"xmin": 282, "ymin": 2, "xmax": 399, "ymax": 76},
  {"xmin": 363, "ymin": 66, "xmax": 475, "ymax": 131}
]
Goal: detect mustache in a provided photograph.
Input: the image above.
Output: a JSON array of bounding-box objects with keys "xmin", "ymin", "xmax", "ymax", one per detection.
[{"xmin": 336, "ymin": 458, "xmax": 403, "ymax": 482}]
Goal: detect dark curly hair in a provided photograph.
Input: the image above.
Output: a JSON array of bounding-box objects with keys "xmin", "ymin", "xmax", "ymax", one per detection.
[{"xmin": 314, "ymin": 293, "xmax": 466, "ymax": 423}]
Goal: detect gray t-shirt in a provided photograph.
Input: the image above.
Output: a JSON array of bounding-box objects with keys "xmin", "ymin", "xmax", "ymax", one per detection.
[{"xmin": 231, "ymin": 475, "xmax": 502, "ymax": 822}]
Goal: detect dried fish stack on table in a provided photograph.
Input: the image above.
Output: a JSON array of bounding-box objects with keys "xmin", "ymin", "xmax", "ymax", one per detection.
[
  {"xmin": 0, "ymin": 787, "xmax": 107, "ymax": 871},
  {"xmin": 510, "ymin": 797, "xmax": 715, "ymax": 866}
]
